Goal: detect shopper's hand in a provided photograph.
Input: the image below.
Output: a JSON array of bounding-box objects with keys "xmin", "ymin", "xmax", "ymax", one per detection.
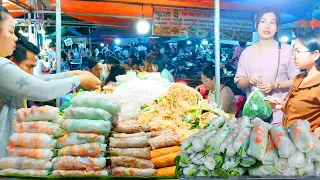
[
  {"xmin": 265, "ymin": 96, "xmax": 285, "ymax": 110},
  {"xmin": 79, "ymin": 74, "xmax": 101, "ymax": 90},
  {"xmin": 249, "ymin": 75, "xmax": 260, "ymax": 85},
  {"xmin": 259, "ymin": 81, "xmax": 275, "ymax": 94},
  {"xmin": 69, "ymin": 70, "xmax": 91, "ymax": 76}
]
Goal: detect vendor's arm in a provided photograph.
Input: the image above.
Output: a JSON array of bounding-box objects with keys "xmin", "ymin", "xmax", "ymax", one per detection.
[
  {"xmin": 219, "ymin": 86, "xmax": 233, "ymax": 113},
  {"xmin": 0, "ymin": 62, "xmax": 80, "ymax": 102}
]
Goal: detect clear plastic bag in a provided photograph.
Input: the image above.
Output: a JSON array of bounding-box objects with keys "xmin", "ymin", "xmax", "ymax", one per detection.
[{"xmin": 242, "ymin": 88, "xmax": 272, "ymax": 120}]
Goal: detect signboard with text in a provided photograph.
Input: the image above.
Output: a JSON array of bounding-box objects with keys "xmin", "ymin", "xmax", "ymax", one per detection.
[{"xmin": 152, "ymin": 8, "xmax": 254, "ymax": 41}]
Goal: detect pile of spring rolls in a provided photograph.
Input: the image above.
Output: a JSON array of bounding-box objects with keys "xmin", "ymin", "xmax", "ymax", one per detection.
[
  {"xmin": 176, "ymin": 116, "xmax": 320, "ymax": 178},
  {"xmin": 109, "ymin": 119, "xmax": 157, "ymax": 176},
  {"xmin": 0, "ymin": 106, "xmax": 64, "ymax": 176},
  {"xmin": 52, "ymin": 92, "xmax": 121, "ymax": 177},
  {"xmin": 148, "ymin": 130, "xmax": 181, "ymax": 176}
]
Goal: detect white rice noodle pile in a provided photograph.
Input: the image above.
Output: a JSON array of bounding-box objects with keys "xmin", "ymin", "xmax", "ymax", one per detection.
[{"xmin": 113, "ymin": 79, "xmax": 169, "ymax": 120}]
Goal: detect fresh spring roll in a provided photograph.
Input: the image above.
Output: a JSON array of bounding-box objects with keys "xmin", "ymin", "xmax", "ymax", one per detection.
[
  {"xmin": 112, "ymin": 132, "xmax": 146, "ymax": 138},
  {"xmin": 156, "ymin": 166, "xmax": 176, "ymax": 177},
  {"xmin": 262, "ymin": 135, "xmax": 279, "ymax": 165},
  {"xmin": 52, "ymin": 156, "xmax": 106, "ymax": 170},
  {"xmin": 229, "ymin": 167, "xmax": 246, "ymax": 176},
  {"xmin": 62, "ymin": 119, "xmax": 111, "ymax": 135},
  {"xmin": 0, "ymin": 169, "xmax": 49, "ymax": 176},
  {"xmin": 306, "ymin": 133, "xmax": 320, "ymax": 164},
  {"xmin": 183, "ymin": 164, "xmax": 199, "ymax": 177},
  {"xmin": 112, "ymin": 167, "xmax": 156, "ymax": 176},
  {"xmin": 240, "ymin": 156, "xmax": 256, "ymax": 168},
  {"xmin": 148, "ymin": 134, "xmax": 180, "ymax": 150},
  {"xmin": 213, "ymin": 154, "xmax": 224, "ymax": 167},
  {"xmin": 258, "ymin": 164, "xmax": 281, "ymax": 176},
  {"xmin": 237, "ymin": 116, "xmax": 251, "ymax": 128},
  {"xmin": 316, "ymin": 162, "xmax": 320, "ymax": 176},
  {"xmin": 58, "ymin": 143, "xmax": 107, "ymax": 157},
  {"xmin": 289, "ymin": 120, "xmax": 314, "ymax": 153},
  {"xmin": 113, "ymin": 124, "xmax": 150, "ymax": 134},
  {"xmin": 191, "ymin": 129, "xmax": 216, "ymax": 152},
  {"xmin": 5, "ymin": 145, "xmax": 54, "ymax": 159},
  {"xmin": 214, "ymin": 167, "xmax": 228, "ymax": 177},
  {"xmin": 151, "ymin": 151, "xmax": 180, "ymax": 168},
  {"xmin": 190, "ymin": 152, "xmax": 206, "ymax": 165},
  {"xmin": 146, "ymin": 130, "xmax": 176, "ymax": 138},
  {"xmin": 111, "ymin": 156, "xmax": 154, "ymax": 169},
  {"xmin": 270, "ymin": 126, "xmax": 296, "ymax": 158},
  {"xmin": 71, "ymin": 91, "xmax": 121, "ymax": 114},
  {"xmin": 197, "ymin": 165, "xmax": 211, "ymax": 176},
  {"xmin": 57, "ymin": 133, "xmax": 105, "ymax": 148},
  {"xmin": 177, "ymin": 153, "xmax": 190, "ymax": 168},
  {"xmin": 247, "ymin": 121, "xmax": 269, "ymax": 161},
  {"xmin": 9, "ymin": 133, "xmax": 57, "ymax": 148},
  {"xmin": 13, "ymin": 121, "xmax": 65, "ymax": 136},
  {"xmin": 298, "ymin": 163, "xmax": 316, "ymax": 176},
  {"xmin": 233, "ymin": 126, "xmax": 251, "ymax": 157},
  {"xmin": 52, "ymin": 170, "xmax": 109, "ymax": 176},
  {"xmin": 275, "ymin": 158, "xmax": 297, "ymax": 175},
  {"xmin": 0, "ymin": 157, "xmax": 52, "ymax": 170},
  {"xmin": 16, "ymin": 105, "xmax": 59, "ymax": 122},
  {"xmin": 222, "ymin": 125, "xmax": 241, "ymax": 155},
  {"xmin": 110, "ymin": 148, "xmax": 151, "ymax": 159},
  {"xmin": 204, "ymin": 155, "xmax": 216, "ymax": 170},
  {"xmin": 109, "ymin": 136, "xmax": 148, "ymax": 148},
  {"xmin": 206, "ymin": 116, "xmax": 226, "ymax": 129},
  {"xmin": 64, "ymin": 107, "xmax": 112, "ymax": 121},
  {"xmin": 180, "ymin": 135, "xmax": 195, "ymax": 154},
  {"xmin": 222, "ymin": 156, "xmax": 241, "ymax": 170},
  {"xmin": 222, "ymin": 116, "xmax": 238, "ymax": 129},
  {"xmin": 205, "ymin": 128, "xmax": 229, "ymax": 155},
  {"xmin": 288, "ymin": 151, "xmax": 306, "ymax": 168},
  {"xmin": 150, "ymin": 146, "xmax": 180, "ymax": 159}
]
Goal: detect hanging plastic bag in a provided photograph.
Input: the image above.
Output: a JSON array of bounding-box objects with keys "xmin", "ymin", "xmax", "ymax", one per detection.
[{"xmin": 242, "ymin": 88, "xmax": 272, "ymax": 120}]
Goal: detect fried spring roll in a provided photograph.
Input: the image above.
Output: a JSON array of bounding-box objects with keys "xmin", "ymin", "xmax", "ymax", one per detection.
[
  {"xmin": 146, "ymin": 130, "xmax": 177, "ymax": 138},
  {"xmin": 112, "ymin": 167, "xmax": 156, "ymax": 176},
  {"xmin": 150, "ymin": 146, "xmax": 180, "ymax": 159},
  {"xmin": 148, "ymin": 134, "xmax": 180, "ymax": 150},
  {"xmin": 109, "ymin": 148, "xmax": 151, "ymax": 159},
  {"xmin": 111, "ymin": 156, "xmax": 154, "ymax": 169},
  {"xmin": 151, "ymin": 152, "xmax": 180, "ymax": 168},
  {"xmin": 52, "ymin": 156, "xmax": 106, "ymax": 170},
  {"xmin": 113, "ymin": 124, "xmax": 151, "ymax": 134},
  {"xmin": 109, "ymin": 136, "xmax": 148, "ymax": 148},
  {"xmin": 156, "ymin": 166, "xmax": 176, "ymax": 177},
  {"xmin": 111, "ymin": 132, "xmax": 146, "ymax": 138}
]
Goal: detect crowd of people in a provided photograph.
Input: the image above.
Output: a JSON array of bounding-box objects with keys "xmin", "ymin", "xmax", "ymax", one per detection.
[{"xmin": 0, "ymin": 6, "xmax": 320, "ymax": 158}]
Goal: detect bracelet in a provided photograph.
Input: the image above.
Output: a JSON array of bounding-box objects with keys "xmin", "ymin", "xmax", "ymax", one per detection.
[{"xmin": 274, "ymin": 82, "xmax": 280, "ymax": 89}]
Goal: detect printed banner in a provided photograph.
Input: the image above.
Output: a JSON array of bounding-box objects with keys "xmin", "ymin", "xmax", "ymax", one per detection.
[{"xmin": 152, "ymin": 8, "xmax": 254, "ymax": 41}]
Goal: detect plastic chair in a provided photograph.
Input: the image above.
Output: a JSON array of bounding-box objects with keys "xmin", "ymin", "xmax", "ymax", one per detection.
[{"xmin": 235, "ymin": 95, "xmax": 245, "ymax": 118}]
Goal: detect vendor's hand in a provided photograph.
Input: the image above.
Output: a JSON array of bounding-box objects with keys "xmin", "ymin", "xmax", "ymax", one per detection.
[
  {"xmin": 249, "ymin": 76, "xmax": 260, "ymax": 85},
  {"xmin": 258, "ymin": 81, "xmax": 275, "ymax": 94},
  {"xmin": 265, "ymin": 96, "xmax": 285, "ymax": 110},
  {"xmin": 69, "ymin": 70, "xmax": 91, "ymax": 76},
  {"xmin": 79, "ymin": 74, "xmax": 101, "ymax": 90}
]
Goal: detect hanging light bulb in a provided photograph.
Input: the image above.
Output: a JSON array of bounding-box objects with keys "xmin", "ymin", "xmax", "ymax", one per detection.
[{"xmin": 137, "ymin": 5, "xmax": 150, "ymax": 34}]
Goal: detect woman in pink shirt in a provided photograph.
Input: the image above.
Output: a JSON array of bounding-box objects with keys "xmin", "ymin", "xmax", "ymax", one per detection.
[{"xmin": 234, "ymin": 8, "xmax": 300, "ymax": 125}]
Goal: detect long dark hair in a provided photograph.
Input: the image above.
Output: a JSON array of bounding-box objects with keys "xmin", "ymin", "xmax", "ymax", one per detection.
[
  {"xmin": 202, "ymin": 65, "xmax": 215, "ymax": 80},
  {"xmin": 297, "ymin": 30, "xmax": 320, "ymax": 70},
  {"xmin": 103, "ymin": 65, "xmax": 126, "ymax": 86},
  {"xmin": 255, "ymin": 7, "xmax": 281, "ymax": 41},
  {"xmin": 151, "ymin": 54, "xmax": 165, "ymax": 72}
]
